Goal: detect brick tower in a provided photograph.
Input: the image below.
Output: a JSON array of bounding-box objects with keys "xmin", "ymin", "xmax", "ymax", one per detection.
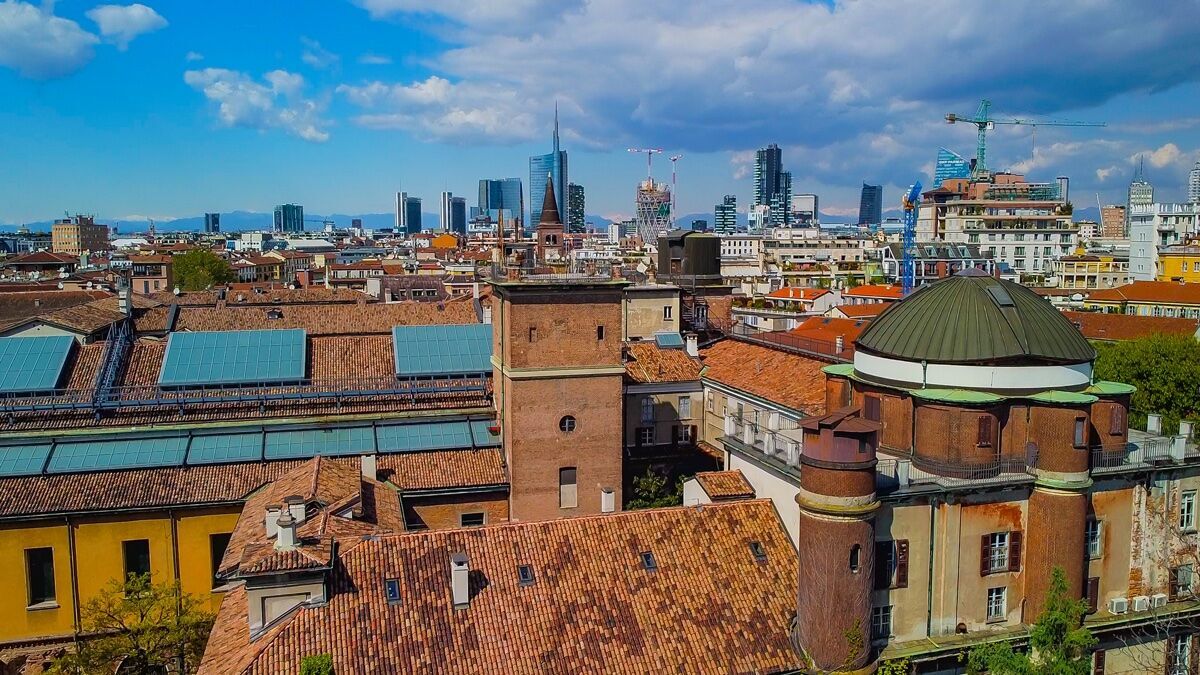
[
  {"xmin": 491, "ymin": 271, "xmax": 628, "ymax": 521},
  {"xmin": 794, "ymin": 407, "xmax": 880, "ymax": 673}
]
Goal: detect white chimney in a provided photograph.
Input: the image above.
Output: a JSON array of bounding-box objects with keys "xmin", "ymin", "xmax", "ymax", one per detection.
[
  {"xmin": 284, "ymin": 495, "xmax": 306, "ymax": 524},
  {"xmin": 835, "ymin": 335, "xmax": 845, "ymax": 354},
  {"xmin": 482, "ymin": 304, "xmax": 493, "ymax": 325},
  {"xmin": 601, "ymin": 487, "xmax": 615, "ymax": 513},
  {"xmin": 361, "ymin": 454, "xmax": 377, "ymax": 480},
  {"xmin": 1148, "ymin": 414, "xmax": 1163, "ymax": 435},
  {"xmin": 275, "ymin": 512, "xmax": 297, "ymax": 550},
  {"xmin": 450, "ymin": 552, "xmax": 469, "ymax": 608},
  {"xmin": 684, "ymin": 332, "xmax": 698, "ymax": 357},
  {"xmin": 265, "ymin": 506, "xmax": 281, "ymax": 537}
]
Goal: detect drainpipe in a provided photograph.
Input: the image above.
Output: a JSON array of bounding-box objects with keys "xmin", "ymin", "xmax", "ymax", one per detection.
[
  {"xmin": 66, "ymin": 515, "xmax": 81, "ymax": 637},
  {"xmin": 921, "ymin": 359, "xmax": 928, "ymax": 389},
  {"xmin": 925, "ymin": 496, "xmax": 938, "ymax": 638}
]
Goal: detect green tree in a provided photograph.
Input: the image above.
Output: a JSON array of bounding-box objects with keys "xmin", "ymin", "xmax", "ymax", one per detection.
[
  {"xmin": 300, "ymin": 654, "xmax": 335, "ymax": 675},
  {"xmin": 626, "ymin": 467, "xmax": 687, "ymax": 509},
  {"xmin": 49, "ymin": 574, "xmax": 214, "ymax": 675},
  {"xmin": 965, "ymin": 567, "xmax": 1097, "ymax": 675},
  {"xmin": 173, "ymin": 249, "xmax": 235, "ymax": 291},
  {"xmin": 1093, "ymin": 333, "xmax": 1200, "ymax": 434}
]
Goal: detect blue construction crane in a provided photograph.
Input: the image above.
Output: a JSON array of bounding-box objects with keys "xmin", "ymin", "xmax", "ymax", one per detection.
[{"xmin": 901, "ymin": 181, "xmax": 922, "ymax": 296}]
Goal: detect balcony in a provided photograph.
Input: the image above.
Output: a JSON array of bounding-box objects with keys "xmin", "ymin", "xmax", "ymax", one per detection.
[
  {"xmin": 875, "ymin": 456, "xmax": 1035, "ymax": 494},
  {"xmin": 1090, "ymin": 430, "xmax": 1198, "ymax": 474}
]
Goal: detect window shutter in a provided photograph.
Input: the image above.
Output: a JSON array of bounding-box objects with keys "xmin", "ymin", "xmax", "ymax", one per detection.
[
  {"xmin": 977, "ymin": 416, "xmax": 992, "ymax": 446},
  {"xmin": 1093, "ymin": 650, "xmax": 1105, "ymax": 675},
  {"xmin": 1170, "ymin": 569, "xmax": 1181, "ymax": 601},
  {"xmin": 689, "ymin": 425, "xmax": 697, "ymax": 442},
  {"xmin": 980, "ymin": 535, "xmax": 991, "ymax": 576},
  {"xmin": 896, "ymin": 540, "xmax": 909, "ymax": 589},
  {"xmin": 1109, "ymin": 406, "xmax": 1124, "ymax": 435},
  {"xmin": 1086, "ymin": 577, "xmax": 1099, "ymax": 613},
  {"xmin": 864, "ymin": 395, "xmax": 881, "ymax": 422},
  {"xmin": 1008, "ymin": 531, "xmax": 1023, "ymax": 572},
  {"xmin": 874, "ymin": 542, "xmax": 891, "ymax": 590}
]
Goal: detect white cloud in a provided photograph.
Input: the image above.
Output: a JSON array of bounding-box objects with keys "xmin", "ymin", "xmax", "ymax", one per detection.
[
  {"xmin": 85, "ymin": 3, "xmax": 166, "ymax": 51},
  {"xmin": 185, "ymin": 50, "xmax": 202, "ymax": 62},
  {"xmin": 184, "ymin": 68, "xmax": 330, "ymax": 142},
  {"xmin": 1096, "ymin": 165, "xmax": 1119, "ymax": 181},
  {"xmin": 352, "ymin": 0, "xmax": 582, "ymax": 30},
  {"xmin": 729, "ymin": 150, "xmax": 755, "ymax": 180},
  {"xmin": 300, "ymin": 36, "xmax": 339, "ymax": 70},
  {"xmin": 0, "ymin": 0, "xmax": 99, "ymax": 79},
  {"xmin": 358, "ymin": 53, "xmax": 391, "ymax": 65},
  {"xmin": 1136, "ymin": 142, "xmax": 1184, "ymax": 168}
]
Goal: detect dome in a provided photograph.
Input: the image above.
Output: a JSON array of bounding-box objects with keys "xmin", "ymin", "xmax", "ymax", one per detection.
[{"xmin": 855, "ymin": 270, "xmax": 1095, "ymax": 366}]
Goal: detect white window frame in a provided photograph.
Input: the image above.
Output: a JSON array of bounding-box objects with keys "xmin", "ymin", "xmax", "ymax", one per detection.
[
  {"xmin": 1172, "ymin": 635, "xmax": 1190, "ymax": 675},
  {"xmin": 678, "ymin": 396, "xmax": 692, "ymax": 419},
  {"xmin": 1085, "ymin": 519, "xmax": 1102, "ymax": 559},
  {"xmin": 558, "ymin": 468, "xmax": 578, "ymax": 509},
  {"xmin": 641, "ymin": 397, "xmax": 654, "ymax": 424},
  {"xmin": 637, "ymin": 427, "xmax": 655, "ymax": 445},
  {"xmin": 1182, "ymin": 491, "xmax": 1197, "ymax": 532},
  {"xmin": 870, "ymin": 605, "xmax": 892, "ymax": 641},
  {"xmin": 986, "ymin": 586, "xmax": 1007, "ymax": 622},
  {"xmin": 663, "ymin": 305, "xmax": 673, "ymax": 321},
  {"xmin": 988, "ymin": 532, "xmax": 1010, "ymax": 573}
]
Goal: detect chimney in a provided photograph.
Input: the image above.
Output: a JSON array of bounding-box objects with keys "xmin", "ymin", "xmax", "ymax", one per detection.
[
  {"xmin": 361, "ymin": 454, "xmax": 377, "ymax": 480},
  {"xmin": 265, "ymin": 505, "xmax": 281, "ymax": 537},
  {"xmin": 684, "ymin": 332, "xmax": 698, "ymax": 357},
  {"xmin": 275, "ymin": 512, "xmax": 297, "ymax": 550},
  {"xmin": 450, "ymin": 552, "xmax": 469, "ymax": 608},
  {"xmin": 482, "ymin": 304, "xmax": 493, "ymax": 325},
  {"xmin": 1148, "ymin": 413, "xmax": 1163, "ymax": 435},
  {"xmin": 601, "ymin": 487, "xmax": 615, "ymax": 513},
  {"xmin": 117, "ymin": 287, "xmax": 131, "ymax": 316},
  {"xmin": 284, "ymin": 495, "xmax": 305, "ymax": 524},
  {"xmin": 835, "ymin": 335, "xmax": 845, "ymax": 354}
]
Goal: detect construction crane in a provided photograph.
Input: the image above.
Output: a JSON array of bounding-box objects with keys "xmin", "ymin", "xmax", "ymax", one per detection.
[
  {"xmin": 669, "ymin": 154, "xmax": 683, "ymax": 224},
  {"xmin": 900, "ymin": 181, "xmax": 923, "ymax": 296},
  {"xmin": 945, "ymin": 99, "xmax": 1106, "ymax": 176},
  {"xmin": 627, "ymin": 148, "xmax": 663, "ymax": 179},
  {"xmin": 304, "ymin": 217, "xmax": 336, "ymax": 232}
]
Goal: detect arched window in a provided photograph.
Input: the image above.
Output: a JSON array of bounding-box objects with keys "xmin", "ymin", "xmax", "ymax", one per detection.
[{"xmin": 850, "ymin": 544, "xmax": 861, "ymax": 573}]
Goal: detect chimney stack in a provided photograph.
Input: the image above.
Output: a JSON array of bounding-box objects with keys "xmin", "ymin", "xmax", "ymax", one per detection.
[
  {"xmin": 601, "ymin": 487, "xmax": 615, "ymax": 513},
  {"xmin": 284, "ymin": 495, "xmax": 306, "ymax": 524},
  {"xmin": 684, "ymin": 332, "xmax": 698, "ymax": 357},
  {"xmin": 361, "ymin": 454, "xmax": 377, "ymax": 480},
  {"xmin": 265, "ymin": 505, "xmax": 281, "ymax": 537},
  {"xmin": 275, "ymin": 512, "xmax": 297, "ymax": 550},
  {"xmin": 835, "ymin": 335, "xmax": 845, "ymax": 354},
  {"xmin": 450, "ymin": 552, "xmax": 469, "ymax": 608}
]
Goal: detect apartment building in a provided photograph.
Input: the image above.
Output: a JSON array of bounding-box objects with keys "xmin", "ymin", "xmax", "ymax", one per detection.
[
  {"xmin": 1053, "ymin": 252, "xmax": 1131, "ymax": 290},
  {"xmin": 1129, "ymin": 202, "xmax": 1200, "ymax": 280},
  {"xmin": 50, "ymin": 216, "xmax": 108, "ymax": 256}
]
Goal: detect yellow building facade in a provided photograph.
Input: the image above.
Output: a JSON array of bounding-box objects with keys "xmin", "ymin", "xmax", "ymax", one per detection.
[{"xmin": 1156, "ymin": 245, "xmax": 1200, "ymax": 283}]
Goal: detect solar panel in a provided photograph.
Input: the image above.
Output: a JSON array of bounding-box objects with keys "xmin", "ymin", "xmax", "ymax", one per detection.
[
  {"xmin": 0, "ymin": 443, "xmax": 53, "ymax": 476},
  {"xmin": 469, "ymin": 420, "xmax": 501, "ymax": 447},
  {"xmin": 188, "ymin": 432, "xmax": 263, "ymax": 464},
  {"xmin": 653, "ymin": 332, "xmax": 685, "ymax": 349},
  {"xmin": 264, "ymin": 426, "xmax": 376, "ymax": 460},
  {"xmin": 391, "ymin": 324, "xmax": 492, "ymax": 378},
  {"xmin": 0, "ymin": 335, "xmax": 75, "ymax": 394},
  {"xmin": 48, "ymin": 435, "xmax": 188, "ymax": 473},
  {"xmin": 158, "ymin": 329, "xmax": 307, "ymax": 388},
  {"xmin": 377, "ymin": 420, "xmax": 475, "ymax": 452}
]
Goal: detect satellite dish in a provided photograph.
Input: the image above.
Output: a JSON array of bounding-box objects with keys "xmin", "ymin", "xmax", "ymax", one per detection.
[
  {"xmin": 1071, "ymin": 293, "xmax": 1084, "ymax": 302},
  {"xmin": 57, "ymin": 281, "xmax": 64, "ymax": 290}
]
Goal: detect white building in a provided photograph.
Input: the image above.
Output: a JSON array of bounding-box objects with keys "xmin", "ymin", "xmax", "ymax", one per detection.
[{"xmin": 1128, "ymin": 202, "xmax": 1200, "ymax": 280}]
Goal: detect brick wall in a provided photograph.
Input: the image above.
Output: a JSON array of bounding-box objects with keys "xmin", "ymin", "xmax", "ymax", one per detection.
[{"xmin": 403, "ymin": 491, "xmax": 509, "ymax": 531}]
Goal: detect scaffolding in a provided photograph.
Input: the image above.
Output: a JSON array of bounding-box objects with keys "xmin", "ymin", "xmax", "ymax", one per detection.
[{"xmin": 635, "ymin": 178, "xmax": 673, "ymax": 245}]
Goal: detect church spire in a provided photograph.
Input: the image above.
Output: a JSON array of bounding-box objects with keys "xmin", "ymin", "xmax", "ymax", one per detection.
[{"xmin": 539, "ymin": 173, "xmax": 562, "ymax": 225}]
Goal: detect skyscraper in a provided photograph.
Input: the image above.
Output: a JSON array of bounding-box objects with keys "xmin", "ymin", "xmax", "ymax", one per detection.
[
  {"xmin": 440, "ymin": 192, "xmax": 454, "ymax": 232},
  {"xmin": 1126, "ymin": 157, "xmax": 1154, "ymax": 235},
  {"xmin": 273, "ymin": 204, "xmax": 304, "ymax": 233},
  {"xmin": 858, "ymin": 184, "xmax": 883, "ymax": 225},
  {"xmin": 203, "ymin": 213, "xmax": 220, "ymax": 234},
  {"xmin": 792, "ymin": 194, "xmax": 818, "ymax": 226},
  {"xmin": 529, "ymin": 105, "xmax": 568, "ymax": 226},
  {"xmin": 634, "ymin": 179, "xmax": 672, "ymax": 244},
  {"xmin": 401, "ymin": 195, "xmax": 422, "ymax": 235},
  {"xmin": 753, "ymin": 144, "xmax": 792, "ymax": 226},
  {"xmin": 714, "ymin": 195, "xmax": 737, "ymax": 234},
  {"xmin": 567, "ymin": 183, "xmax": 585, "ymax": 233},
  {"xmin": 478, "ymin": 178, "xmax": 524, "ymax": 227},
  {"xmin": 395, "ymin": 192, "xmax": 404, "ymax": 230},
  {"xmin": 450, "ymin": 197, "xmax": 467, "ymax": 235},
  {"xmin": 934, "ymin": 147, "xmax": 972, "ymax": 186},
  {"xmin": 1189, "ymin": 161, "xmax": 1200, "ymax": 204}
]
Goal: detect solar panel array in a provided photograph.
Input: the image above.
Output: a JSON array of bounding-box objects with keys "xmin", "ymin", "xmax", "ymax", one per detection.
[
  {"xmin": 392, "ymin": 324, "xmax": 492, "ymax": 378},
  {"xmin": 654, "ymin": 331, "xmax": 686, "ymax": 349},
  {"xmin": 158, "ymin": 329, "xmax": 308, "ymax": 387},
  {"xmin": 0, "ymin": 335, "xmax": 76, "ymax": 394},
  {"xmin": 0, "ymin": 418, "xmax": 501, "ymax": 477}
]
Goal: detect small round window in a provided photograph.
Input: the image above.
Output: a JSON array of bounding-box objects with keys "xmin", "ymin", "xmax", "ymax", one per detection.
[{"xmin": 559, "ymin": 415, "xmax": 577, "ymax": 432}]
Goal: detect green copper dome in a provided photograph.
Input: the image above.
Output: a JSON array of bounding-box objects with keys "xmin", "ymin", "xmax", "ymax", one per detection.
[{"xmin": 855, "ymin": 271, "xmax": 1096, "ymax": 365}]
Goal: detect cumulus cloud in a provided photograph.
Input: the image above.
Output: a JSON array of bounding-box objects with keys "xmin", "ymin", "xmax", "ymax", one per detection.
[
  {"xmin": 1135, "ymin": 142, "xmax": 1184, "ymax": 168},
  {"xmin": 1096, "ymin": 165, "xmax": 1120, "ymax": 181},
  {"xmin": 0, "ymin": 0, "xmax": 99, "ymax": 79},
  {"xmin": 184, "ymin": 68, "xmax": 331, "ymax": 142},
  {"xmin": 358, "ymin": 53, "xmax": 391, "ymax": 65},
  {"xmin": 300, "ymin": 36, "xmax": 339, "ymax": 70},
  {"xmin": 85, "ymin": 3, "xmax": 167, "ymax": 50}
]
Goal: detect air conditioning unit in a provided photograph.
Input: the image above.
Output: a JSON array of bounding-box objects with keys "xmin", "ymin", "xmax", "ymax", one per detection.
[
  {"xmin": 1151, "ymin": 593, "xmax": 1168, "ymax": 608},
  {"xmin": 1108, "ymin": 597, "xmax": 1129, "ymax": 614},
  {"xmin": 1132, "ymin": 595, "xmax": 1151, "ymax": 612}
]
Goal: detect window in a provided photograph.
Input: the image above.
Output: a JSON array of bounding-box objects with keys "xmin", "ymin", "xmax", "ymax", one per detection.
[
  {"xmin": 123, "ymin": 539, "xmax": 151, "ymax": 582},
  {"xmin": 1108, "ymin": 406, "xmax": 1125, "ymax": 435},
  {"xmin": 977, "ymin": 415, "xmax": 994, "ymax": 447},
  {"xmin": 641, "ymin": 397, "xmax": 654, "ymax": 423},
  {"xmin": 384, "ymin": 578, "xmax": 401, "ymax": 603},
  {"xmin": 1169, "ymin": 635, "xmax": 1190, "ymax": 675},
  {"xmin": 678, "ymin": 396, "xmax": 692, "ymax": 419},
  {"xmin": 25, "ymin": 548, "xmax": 55, "ymax": 607},
  {"xmin": 640, "ymin": 551, "xmax": 658, "ymax": 571},
  {"xmin": 1171, "ymin": 564, "xmax": 1194, "ymax": 600},
  {"xmin": 528, "ymin": 326, "xmax": 537, "ymax": 342},
  {"xmin": 1085, "ymin": 519, "xmax": 1102, "ymax": 559},
  {"xmin": 870, "ymin": 605, "xmax": 893, "ymax": 641},
  {"xmin": 986, "ymin": 586, "xmax": 1007, "ymax": 622},
  {"xmin": 706, "ymin": 391, "xmax": 714, "ymax": 412},
  {"xmin": 637, "ymin": 426, "xmax": 655, "ymax": 446},
  {"xmin": 663, "ymin": 306, "xmax": 673, "ymax": 321},
  {"xmin": 863, "ymin": 395, "xmax": 881, "ymax": 422},
  {"xmin": 749, "ymin": 541, "xmax": 767, "ymax": 562},
  {"xmin": 460, "ymin": 512, "xmax": 485, "ymax": 527},
  {"xmin": 210, "ymin": 533, "xmax": 232, "ymax": 589},
  {"xmin": 1181, "ymin": 491, "xmax": 1197, "ymax": 531},
  {"xmin": 981, "ymin": 531, "xmax": 1022, "ymax": 575},
  {"xmin": 849, "ymin": 544, "xmax": 861, "ymax": 573},
  {"xmin": 559, "ymin": 467, "xmax": 578, "ymax": 509},
  {"xmin": 874, "ymin": 540, "xmax": 909, "ymax": 590},
  {"xmin": 674, "ymin": 425, "xmax": 695, "ymax": 443},
  {"xmin": 517, "ymin": 564, "xmax": 535, "ymax": 586},
  {"xmin": 1093, "ymin": 649, "xmax": 1106, "ymax": 675},
  {"xmin": 1073, "ymin": 417, "xmax": 1088, "ymax": 448},
  {"xmin": 596, "ymin": 325, "xmax": 605, "ymax": 340},
  {"xmin": 558, "ymin": 415, "xmax": 577, "ymax": 432}
]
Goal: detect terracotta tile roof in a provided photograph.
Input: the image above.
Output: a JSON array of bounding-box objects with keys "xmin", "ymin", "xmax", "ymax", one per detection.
[
  {"xmin": 199, "ymin": 500, "xmax": 801, "ymax": 675},
  {"xmin": 3, "ymin": 251, "xmax": 77, "ymax": 266},
  {"xmin": 766, "ymin": 286, "xmax": 828, "ymax": 301},
  {"xmin": 64, "ymin": 342, "xmax": 105, "ymax": 389},
  {"xmin": 0, "ymin": 290, "xmax": 114, "ymax": 331},
  {"xmin": 844, "ymin": 284, "xmax": 903, "ymax": 300},
  {"xmin": 134, "ymin": 300, "xmax": 477, "ymax": 335},
  {"xmin": 26, "ymin": 301, "xmax": 123, "ymax": 334},
  {"xmin": 694, "ymin": 470, "xmax": 755, "ymax": 500},
  {"xmin": 623, "ymin": 342, "xmax": 701, "ymax": 383},
  {"xmin": 1062, "ymin": 311, "xmax": 1199, "ymax": 341},
  {"xmin": 147, "ymin": 287, "xmax": 370, "ymax": 307},
  {"xmin": 238, "ymin": 539, "xmax": 334, "ymax": 576},
  {"xmin": 779, "ymin": 316, "xmax": 869, "ymax": 359},
  {"xmin": 832, "ymin": 302, "xmax": 887, "ymax": 319},
  {"xmin": 701, "ymin": 339, "xmax": 827, "ymax": 415},
  {"xmin": 309, "ymin": 335, "xmax": 394, "ymax": 379},
  {"xmin": 377, "ymin": 449, "xmax": 506, "ymax": 492},
  {"xmin": 1087, "ymin": 281, "xmax": 1200, "ymax": 306}
]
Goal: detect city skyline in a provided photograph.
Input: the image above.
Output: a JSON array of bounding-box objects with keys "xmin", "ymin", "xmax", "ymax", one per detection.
[{"xmin": 4, "ymin": 1, "xmax": 1200, "ymax": 225}]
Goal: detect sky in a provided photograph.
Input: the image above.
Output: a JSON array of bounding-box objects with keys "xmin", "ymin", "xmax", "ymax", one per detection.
[{"xmin": 3, "ymin": 0, "xmax": 1200, "ymax": 225}]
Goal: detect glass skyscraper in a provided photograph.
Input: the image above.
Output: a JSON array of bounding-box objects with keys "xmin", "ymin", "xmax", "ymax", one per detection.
[
  {"xmin": 529, "ymin": 106, "xmax": 567, "ymax": 225},
  {"xmin": 203, "ymin": 213, "xmax": 220, "ymax": 233},
  {"xmin": 403, "ymin": 196, "xmax": 422, "ymax": 235},
  {"xmin": 934, "ymin": 147, "xmax": 971, "ymax": 186},
  {"xmin": 714, "ymin": 195, "xmax": 737, "ymax": 234},
  {"xmin": 858, "ymin": 184, "xmax": 883, "ymax": 225},
  {"xmin": 273, "ymin": 204, "xmax": 304, "ymax": 233},
  {"xmin": 478, "ymin": 178, "xmax": 524, "ymax": 226},
  {"xmin": 567, "ymin": 183, "xmax": 585, "ymax": 233},
  {"xmin": 753, "ymin": 144, "xmax": 792, "ymax": 226}
]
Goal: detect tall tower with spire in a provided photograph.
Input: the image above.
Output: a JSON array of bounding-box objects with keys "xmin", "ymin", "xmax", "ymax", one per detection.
[
  {"xmin": 529, "ymin": 103, "xmax": 568, "ymax": 227},
  {"xmin": 1126, "ymin": 155, "xmax": 1154, "ymax": 236}
]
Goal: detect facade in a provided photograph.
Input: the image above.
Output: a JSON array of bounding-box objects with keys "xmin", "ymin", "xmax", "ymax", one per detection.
[
  {"xmin": 273, "ymin": 204, "xmax": 304, "ymax": 233},
  {"xmin": 634, "ymin": 178, "xmax": 672, "ymax": 244},
  {"xmin": 439, "ymin": 193, "xmax": 467, "ymax": 235},
  {"xmin": 50, "ymin": 216, "xmax": 108, "ymax": 255},
  {"xmin": 1101, "ymin": 205, "xmax": 1126, "ymax": 238},
  {"xmin": 933, "ymin": 147, "xmax": 972, "ymax": 186},
  {"xmin": 528, "ymin": 108, "xmax": 567, "ymax": 225},
  {"xmin": 1127, "ymin": 159, "xmax": 1154, "ymax": 233},
  {"xmin": 1053, "ymin": 252, "xmax": 1130, "ymax": 290},
  {"xmin": 753, "ymin": 144, "xmax": 792, "ymax": 227},
  {"xmin": 203, "ymin": 212, "xmax": 220, "ymax": 234},
  {"xmin": 622, "ymin": 285, "xmax": 681, "ymax": 341},
  {"xmin": 1190, "ymin": 161, "xmax": 1200, "ymax": 204},
  {"xmin": 533, "ymin": 176, "xmax": 565, "ymax": 262},
  {"xmin": 1128, "ymin": 202, "xmax": 1199, "ymax": 280},
  {"xmin": 401, "ymin": 194, "xmax": 422, "ymax": 235},
  {"xmin": 859, "ymin": 183, "xmax": 883, "ymax": 225},
  {"xmin": 566, "ymin": 182, "xmax": 585, "ymax": 233},
  {"xmin": 478, "ymin": 178, "xmax": 524, "ymax": 229},
  {"xmin": 1158, "ymin": 244, "xmax": 1200, "ymax": 283},
  {"xmin": 878, "ymin": 241, "xmax": 994, "ymax": 285},
  {"xmin": 714, "ymin": 194, "xmax": 737, "ymax": 234},
  {"xmin": 1084, "ymin": 280, "xmax": 1200, "ymax": 318},
  {"xmin": 129, "ymin": 254, "xmax": 174, "ymax": 294},
  {"xmin": 792, "ymin": 193, "xmax": 818, "ymax": 227}
]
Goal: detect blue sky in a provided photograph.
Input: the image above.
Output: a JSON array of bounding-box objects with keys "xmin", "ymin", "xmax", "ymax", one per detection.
[{"xmin": 4, "ymin": 0, "xmax": 1200, "ymax": 225}]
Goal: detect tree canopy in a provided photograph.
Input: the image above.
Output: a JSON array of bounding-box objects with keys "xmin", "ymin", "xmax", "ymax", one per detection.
[
  {"xmin": 626, "ymin": 467, "xmax": 687, "ymax": 509},
  {"xmin": 173, "ymin": 249, "xmax": 236, "ymax": 291},
  {"xmin": 1093, "ymin": 333, "xmax": 1200, "ymax": 435},
  {"xmin": 965, "ymin": 567, "xmax": 1096, "ymax": 674}
]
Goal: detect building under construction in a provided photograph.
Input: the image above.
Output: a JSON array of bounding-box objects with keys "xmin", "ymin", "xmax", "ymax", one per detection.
[{"xmin": 635, "ymin": 178, "xmax": 672, "ymax": 245}]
